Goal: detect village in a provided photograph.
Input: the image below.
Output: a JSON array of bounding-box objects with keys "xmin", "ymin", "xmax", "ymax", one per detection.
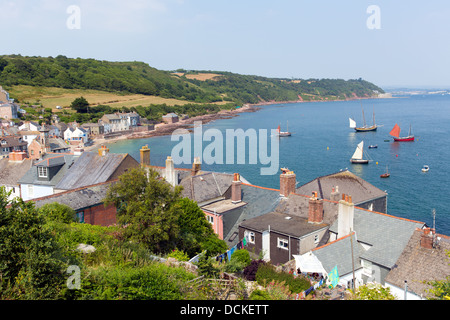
[{"xmin": 0, "ymin": 85, "xmax": 449, "ymax": 300}]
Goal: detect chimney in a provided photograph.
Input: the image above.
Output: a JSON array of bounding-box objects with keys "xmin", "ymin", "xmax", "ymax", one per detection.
[
  {"xmin": 420, "ymin": 227, "xmax": 434, "ymax": 249},
  {"xmin": 231, "ymin": 173, "xmax": 242, "ymax": 203},
  {"xmin": 337, "ymin": 193, "xmax": 354, "ymax": 238},
  {"xmin": 280, "ymin": 169, "xmax": 296, "ymax": 197},
  {"xmin": 9, "ymin": 151, "xmax": 27, "ymax": 162},
  {"xmin": 308, "ymin": 191, "xmax": 324, "ymax": 224},
  {"xmin": 98, "ymin": 145, "xmax": 109, "ymax": 156},
  {"xmin": 191, "ymin": 157, "xmax": 201, "ymax": 176},
  {"xmin": 140, "ymin": 145, "xmax": 150, "ymax": 166},
  {"xmin": 330, "ymin": 186, "xmax": 341, "ymax": 202},
  {"xmin": 165, "ymin": 156, "xmax": 177, "ymax": 186}
]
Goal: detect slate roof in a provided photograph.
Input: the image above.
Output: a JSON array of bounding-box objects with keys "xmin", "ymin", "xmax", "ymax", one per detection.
[
  {"xmin": 296, "ymin": 170, "xmax": 387, "ymax": 205},
  {"xmin": 384, "ymin": 229, "xmax": 450, "ymax": 298},
  {"xmin": 55, "ymin": 151, "xmax": 137, "ymax": 190},
  {"xmin": 33, "ymin": 180, "xmax": 115, "ymax": 211},
  {"xmin": 311, "ymin": 232, "xmax": 364, "ymax": 275},
  {"xmin": 313, "ymin": 208, "xmax": 425, "ymax": 275},
  {"xmin": 0, "ymin": 157, "xmax": 33, "ymax": 186},
  {"xmin": 18, "ymin": 154, "xmax": 78, "ymax": 186},
  {"xmin": 240, "ymin": 211, "xmax": 328, "ymax": 239},
  {"xmin": 224, "ymin": 184, "xmax": 282, "ymax": 246}
]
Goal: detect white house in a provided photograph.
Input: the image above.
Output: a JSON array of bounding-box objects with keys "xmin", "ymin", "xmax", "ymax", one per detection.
[{"xmin": 64, "ymin": 127, "xmax": 88, "ymax": 144}]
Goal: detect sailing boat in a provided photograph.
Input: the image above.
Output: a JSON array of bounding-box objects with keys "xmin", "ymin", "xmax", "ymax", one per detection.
[
  {"xmin": 350, "ymin": 141, "xmax": 369, "ymax": 164},
  {"xmin": 349, "ymin": 118, "xmax": 356, "ymax": 129},
  {"xmin": 389, "ymin": 123, "xmax": 414, "ymax": 141},
  {"xmin": 380, "ymin": 166, "xmax": 390, "ymax": 178},
  {"xmin": 354, "ymin": 107, "xmax": 377, "ymax": 132},
  {"xmin": 277, "ymin": 121, "xmax": 291, "ymax": 137}
]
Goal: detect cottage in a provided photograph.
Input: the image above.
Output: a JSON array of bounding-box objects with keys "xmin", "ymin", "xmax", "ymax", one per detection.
[
  {"xmin": 162, "ymin": 113, "xmax": 179, "ymax": 124},
  {"xmin": 54, "ymin": 146, "xmax": 139, "ymax": 192},
  {"xmin": 384, "ymin": 228, "xmax": 450, "ymax": 300},
  {"xmin": 64, "ymin": 126, "xmax": 88, "ymax": 144},
  {"xmin": 0, "ymin": 135, "xmax": 27, "ymax": 159},
  {"xmin": 33, "ymin": 180, "xmax": 118, "ymax": 226},
  {"xmin": 0, "ymin": 151, "xmax": 32, "ymax": 200},
  {"xmin": 18, "ymin": 153, "xmax": 79, "ymax": 201},
  {"xmin": 99, "ymin": 114, "xmax": 128, "ymax": 133}
]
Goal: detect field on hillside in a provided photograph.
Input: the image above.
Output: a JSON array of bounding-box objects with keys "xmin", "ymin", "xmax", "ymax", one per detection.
[{"xmin": 7, "ymin": 85, "xmax": 204, "ymax": 111}]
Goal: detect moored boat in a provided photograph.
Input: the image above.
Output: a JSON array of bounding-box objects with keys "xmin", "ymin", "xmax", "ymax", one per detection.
[
  {"xmin": 421, "ymin": 165, "xmax": 429, "ymax": 172},
  {"xmin": 354, "ymin": 107, "xmax": 377, "ymax": 132},
  {"xmin": 277, "ymin": 121, "xmax": 291, "ymax": 137},
  {"xmin": 380, "ymin": 166, "xmax": 390, "ymax": 178}
]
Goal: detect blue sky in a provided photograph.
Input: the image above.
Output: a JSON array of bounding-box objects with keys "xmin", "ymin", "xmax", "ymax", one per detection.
[{"xmin": 1, "ymin": 0, "xmax": 449, "ymax": 88}]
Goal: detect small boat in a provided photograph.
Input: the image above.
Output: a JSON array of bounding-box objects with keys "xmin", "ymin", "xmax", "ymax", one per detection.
[
  {"xmin": 368, "ymin": 144, "xmax": 378, "ymax": 149},
  {"xmin": 277, "ymin": 121, "xmax": 291, "ymax": 137},
  {"xmin": 421, "ymin": 165, "xmax": 429, "ymax": 172},
  {"xmin": 380, "ymin": 166, "xmax": 390, "ymax": 178},
  {"xmin": 354, "ymin": 106, "xmax": 377, "ymax": 132},
  {"xmin": 350, "ymin": 141, "xmax": 369, "ymax": 164},
  {"xmin": 389, "ymin": 123, "xmax": 414, "ymax": 141}
]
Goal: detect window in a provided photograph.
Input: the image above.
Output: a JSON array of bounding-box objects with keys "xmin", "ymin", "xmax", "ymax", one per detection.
[
  {"xmin": 28, "ymin": 185, "xmax": 34, "ymax": 197},
  {"xmin": 38, "ymin": 166, "xmax": 48, "ymax": 178},
  {"xmin": 314, "ymin": 234, "xmax": 320, "ymax": 244},
  {"xmin": 76, "ymin": 211, "xmax": 85, "ymax": 223},
  {"xmin": 206, "ymin": 215, "xmax": 214, "ymax": 225},
  {"xmin": 277, "ymin": 238, "xmax": 289, "ymax": 250},
  {"xmin": 362, "ymin": 259, "xmax": 373, "ymax": 275},
  {"xmin": 245, "ymin": 231, "xmax": 255, "ymax": 244}
]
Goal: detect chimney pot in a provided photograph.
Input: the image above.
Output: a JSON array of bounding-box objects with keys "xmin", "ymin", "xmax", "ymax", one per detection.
[
  {"xmin": 308, "ymin": 195, "xmax": 324, "ymax": 224},
  {"xmin": 231, "ymin": 173, "xmax": 242, "ymax": 203},
  {"xmin": 280, "ymin": 169, "xmax": 296, "ymax": 197}
]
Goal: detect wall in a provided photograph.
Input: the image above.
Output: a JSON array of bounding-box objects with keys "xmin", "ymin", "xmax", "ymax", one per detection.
[
  {"xmin": 20, "ymin": 183, "xmax": 53, "ymax": 201},
  {"xmin": 204, "ymin": 211, "xmax": 224, "ymax": 240},
  {"xmin": 81, "ymin": 203, "xmax": 117, "ymax": 226}
]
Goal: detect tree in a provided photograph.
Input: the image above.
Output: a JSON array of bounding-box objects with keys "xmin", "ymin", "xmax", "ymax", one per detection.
[
  {"xmin": 104, "ymin": 167, "xmax": 183, "ymax": 254},
  {"xmin": 0, "ymin": 187, "xmax": 68, "ymax": 299},
  {"xmin": 38, "ymin": 202, "xmax": 78, "ymax": 224},
  {"xmin": 70, "ymin": 96, "xmax": 89, "ymax": 113}
]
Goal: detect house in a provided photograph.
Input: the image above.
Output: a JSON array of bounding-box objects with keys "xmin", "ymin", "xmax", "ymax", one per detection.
[
  {"xmin": 0, "ymin": 151, "xmax": 32, "ymax": 200},
  {"xmin": 33, "ymin": 180, "xmax": 118, "ymax": 226},
  {"xmin": 18, "ymin": 153, "xmax": 79, "ymax": 201},
  {"xmin": 81, "ymin": 123, "xmax": 104, "ymax": 137},
  {"xmin": 64, "ymin": 126, "xmax": 88, "ymax": 144},
  {"xmin": 0, "ymin": 135, "xmax": 27, "ymax": 159},
  {"xmin": 298, "ymin": 195, "xmax": 425, "ymax": 289},
  {"xmin": 54, "ymin": 146, "xmax": 139, "ymax": 192},
  {"xmin": 384, "ymin": 228, "xmax": 450, "ymax": 300},
  {"xmin": 19, "ymin": 121, "xmax": 41, "ymax": 132},
  {"xmin": 27, "ymin": 125, "xmax": 70, "ymax": 160},
  {"xmin": 239, "ymin": 192, "xmax": 330, "ymax": 265},
  {"xmin": 162, "ymin": 113, "xmax": 179, "ymax": 124},
  {"xmin": 99, "ymin": 114, "xmax": 128, "ymax": 133},
  {"xmin": 117, "ymin": 112, "xmax": 140, "ymax": 127},
  {"xmin": 18, "ymin": 130, "xmax": 40, "ymax": 146},
  {"xmin": 295, "ymin": 170, "xmax": 388, "ymax": 213}
]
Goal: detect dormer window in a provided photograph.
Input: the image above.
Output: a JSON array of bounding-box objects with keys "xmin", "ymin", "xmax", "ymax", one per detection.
[{"xmin": 38, "ymin": 166, "xmax": 48, "ymax": 178}]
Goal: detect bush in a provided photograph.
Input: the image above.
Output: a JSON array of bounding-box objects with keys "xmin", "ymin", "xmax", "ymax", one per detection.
[
  {"xmin": 255, "ymin": 264, "xmax": 310, "ymax": 294},
  {"xmin": 243, "ymin": 259, "xmax": 266, "ymax": 281},
  {"xmin": 38, "ymin": 202, "xmax": 78, "ymax": 224},
  {"xmin": 167, "ymin": 249, "xmax": 190, "ymax": 261}
]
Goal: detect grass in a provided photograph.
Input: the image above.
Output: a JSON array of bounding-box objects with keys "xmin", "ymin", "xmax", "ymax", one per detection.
[{"xmin": 7, "ymin": 85, "xmax": 220, "ymax": 112}]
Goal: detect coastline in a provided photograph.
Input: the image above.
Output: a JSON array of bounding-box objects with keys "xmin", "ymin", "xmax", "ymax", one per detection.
[{"xmin": 85, "ymin": 94, "xmax": 389, "ymax": 151}]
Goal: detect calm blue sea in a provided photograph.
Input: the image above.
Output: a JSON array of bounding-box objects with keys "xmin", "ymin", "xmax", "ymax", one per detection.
[{"xmin": 105, "ymin": 94, "xmax": 450, "ymax": 235}]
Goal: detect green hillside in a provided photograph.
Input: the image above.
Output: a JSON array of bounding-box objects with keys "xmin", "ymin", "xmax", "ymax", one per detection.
[{"xmin": 0, "ymin": 55, "xmax": 384, "ymax": 105}]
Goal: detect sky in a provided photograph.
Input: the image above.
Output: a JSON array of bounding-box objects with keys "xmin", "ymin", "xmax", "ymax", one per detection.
[{"xmin": 1, "ymin": 0, "xmax": 450, "ymax": 88}]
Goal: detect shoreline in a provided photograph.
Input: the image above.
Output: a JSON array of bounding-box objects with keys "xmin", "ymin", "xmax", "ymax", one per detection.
[{"xmin": 85, "ymin": 94, "xmax": 389, "ymax": 150}]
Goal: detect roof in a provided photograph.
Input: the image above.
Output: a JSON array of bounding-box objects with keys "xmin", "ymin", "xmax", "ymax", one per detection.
[
  {"xmin": 33, "ymin": 180, "xmax": 116, "ymax": 211},
  {"xmin": 296, "ymin": 170, "xmax": 387, "ymax": 205},
  {"xmin": 225, "ymin": 184, "xmax": 282, "ymax": 246},
  {"xmin": 311, "ymin": 232, "xmax": 364, "ymax": 275},
  {"xmin": 240, "ymin": 211, "xmax": 328, "ymax": 238},
  {"xmin": 0, "ymin": 136, "xmax": 27, "ymax": 148},
  {"xmin": 384, "ymin": 229, "xmax": 450, "ymax": 298},
  {"xmin": 55, "ymin": 151, "xmax": 136, "ymax": 190},
  {"xmin": 180, "ymin": 171, "xmax": 235, "ymax": 205},
  {"xmin": 324, "ymin": 208, "xmax": 425, "ymax": 270},
  {"xmin": 18, "ymin": 154, "xmax": 78, "ymax": 186},
  {"xmin": 35, "ymin": 155, "xmax": 67, "ymax": 167},
  {"xmin": 163, "ymin": 113, "xmax": 178, "ymax": 118},
  {"xmin": 0, "ymin": 157, "xmax": 33, "ymax": 186}
]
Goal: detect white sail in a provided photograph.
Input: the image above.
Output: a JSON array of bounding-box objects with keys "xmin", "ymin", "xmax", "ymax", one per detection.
[
  {"xmin": 349, "ymin": 118, "xmax": 356, "ymax": 128},
  {"xmin": 351, "ymin": 141, "xmax": 364, "ymax": 160}
]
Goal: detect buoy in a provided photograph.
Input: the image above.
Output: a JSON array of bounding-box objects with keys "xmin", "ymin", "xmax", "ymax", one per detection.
[
  {"xmin": 376, "ymin": 162, "xmax": 378, "ymax": 165},
  {"xmin": 396, "ymin": 154, "xmax": 398, "ymax": 157},
  {"xmin": 327, "ymin": 147, "xmax": 329, "ymax": 150}
]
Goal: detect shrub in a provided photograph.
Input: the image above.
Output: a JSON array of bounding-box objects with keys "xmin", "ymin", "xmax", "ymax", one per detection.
[
  {"xmin": 243, "ymin": 259, "xmax": 266, "ymax": 281},
  {"xmin": 167, "ymin": 249, "xmax": 190, "ymax": 261},
  {"xmin": 255, "ymin": 264, "xmax": 310, "ymax": 294}
]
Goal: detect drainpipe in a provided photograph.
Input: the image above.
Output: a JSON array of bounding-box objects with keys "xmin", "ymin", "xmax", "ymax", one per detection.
[{"xmin": 404, "ymin": 280, "xmax": 408, "ymax": 300}]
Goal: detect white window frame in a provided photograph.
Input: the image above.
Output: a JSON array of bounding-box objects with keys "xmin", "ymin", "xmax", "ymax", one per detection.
[
  {"xmin": 245, "ymin": 231, "xmax": 255, "ymax": 244},
  {"xmin": 277, "ymin": 237, "xmax": 289, "ymax": 250},
  {"xmin": 314, "ymin": 234, "xmax": 320, "ymax": 244},
  {"xmin": 206, "ymin": 215, "xmax": 214, "ymax": 225},
  {"xmin": 362, "ymin": 259, "xmax": 373, "ymax": 276},
  {"xmin": 38, "ymin": 166, "xmax": 48, "ymax": 178}
]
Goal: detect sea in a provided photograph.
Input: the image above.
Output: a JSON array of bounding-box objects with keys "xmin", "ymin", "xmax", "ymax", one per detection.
[{"xmin": 105, "ymin": 94, "xmax": 450, "ymax": 235}]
